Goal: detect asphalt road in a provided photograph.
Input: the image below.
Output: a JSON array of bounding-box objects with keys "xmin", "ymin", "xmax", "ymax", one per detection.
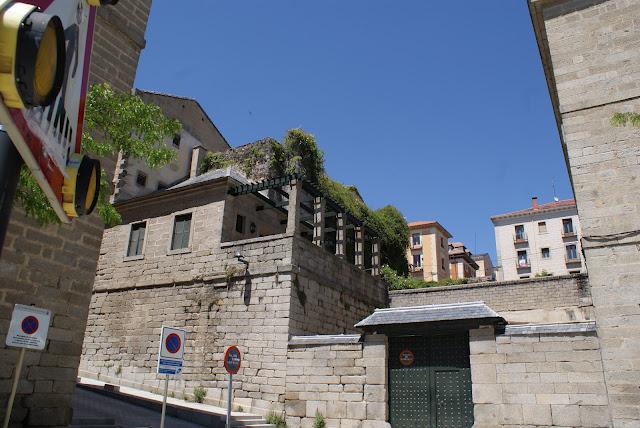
[{"xmin": 72, "ymin": 386, "xmax": 207, "ymax": 428}]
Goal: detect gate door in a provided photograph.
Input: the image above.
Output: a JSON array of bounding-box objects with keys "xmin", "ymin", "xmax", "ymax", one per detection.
[{"xmin": 389, "ymin": 332, "xmax": 473, "ymax": 428}]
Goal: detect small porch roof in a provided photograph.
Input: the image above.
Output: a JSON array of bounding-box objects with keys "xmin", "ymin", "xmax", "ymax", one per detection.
[{"xmin": 355, "ymin": 302, "xmax": 506, "ymax": 334}]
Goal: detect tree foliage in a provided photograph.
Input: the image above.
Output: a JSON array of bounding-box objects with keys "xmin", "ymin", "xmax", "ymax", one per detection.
[
  {"xmin": 200, "ymin": 152, "xmax": 231, "ymax": 173},
  {"xmin": 16, "ymin": 83, "xmax": 181, "ymax": 226},
  {"xmin": 380, "ymin": 265, "xmax": 468, "ymax": 290}
]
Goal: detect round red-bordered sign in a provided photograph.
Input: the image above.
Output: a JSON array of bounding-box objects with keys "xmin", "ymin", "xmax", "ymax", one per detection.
[
  {"xmin": 21, "ymin": 316, "xmax": 39, "ymax": 335},
  {"xmin": 165, "ymin": 333, "xmax": 182, "ymax": 354},
  {"xmin": 224, "ymin": 346, "xmax": 242, "ymax": 374},
  {"xmin": 399, "ymin": 349, "xmax": 414, "ymax": 367}
]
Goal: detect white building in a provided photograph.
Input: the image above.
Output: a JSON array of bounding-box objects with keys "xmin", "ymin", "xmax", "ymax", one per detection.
[{"xmin": 491, "ymin": 197, "xmax": 585, "ymax": 281}]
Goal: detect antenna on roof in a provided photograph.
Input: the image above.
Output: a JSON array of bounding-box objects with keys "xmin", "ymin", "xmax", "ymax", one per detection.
[{"xmin": 552, "ymin": 180, "xmax": 559, "ymax": 202}]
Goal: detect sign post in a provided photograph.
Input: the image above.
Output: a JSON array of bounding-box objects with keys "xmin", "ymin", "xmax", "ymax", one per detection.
[
  {"xmin": 223, "ymin": 346, "xmax": 241, "ymax": 428},
  {"xmin": 3, "ymin": 304, "xmax": 51, "ymax": 428},
  {"xmin": 157, "ymin": 326, "xmax": 186, "ymax": 428}
]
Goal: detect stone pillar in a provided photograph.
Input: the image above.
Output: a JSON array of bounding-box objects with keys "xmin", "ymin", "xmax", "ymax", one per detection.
[
  {"xmin": 371, "ymin": 238, "xmax": 381, "ymax": 276},
  {"xmin": 286, "ymin": 179, "xmax": 302, "ymax": 236},
  {"xmin": 312, "ymin": 196, "xmax": 325, "ymax": 247},
  {"xmin": 335, "ymin": 212, "xmax": 346, "ymax": 259},
  {"xmin": 355, "ymin": 226, "xmax": 364, "ymax": 269}
]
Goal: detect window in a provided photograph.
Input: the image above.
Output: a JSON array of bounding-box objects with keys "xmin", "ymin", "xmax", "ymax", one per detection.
[
  {"xmin": 172, "ymin": 134, "xmax": 181, "ymax": 148},
  {"xmin": 563, "ymin": 218, "xmax": 574, "ymax": 234},
  {"xmin": 157, "ymin": 182, "xmax": 168, "ymax": 191},
  {"xmin": 413, "ymin": 254, "xmax": 422, "ymax": 268},
  {"xmin": 538, "ymin": 221, "xmax": 547, "ymax": 233},
  {"xmin": 171, "ymin": 213, "xmax": 192, "ymax": 250},
  {"xmin": 126, "ymin": 222, "xmax": 146, "ymax": 257},
  {"xmin": 136, "ymin": 172, "xmax": 147, "ymax": 187},
  {"xmin": 235, "ymin": 215, "xmax": 245, "ymax": 234},
  {"xmin": 441, "ymin": 258, "xmax": 445, "ymax": 270},
  {"xmin": 515, "ymin": 225, "xmax": 525, "ymax": 240},
  {"xmin": 541, "ymin": 247, "xmax": 550, "ymax": 259},
  {"xmin": 440, "ymin": 237, "xmax": 444, "ymax": 248},
  {"xmin": 517, "ymin": 250, "xmax": 528, "ymax": 266},
  {"xmin": 566, "ymin": 244, "xmax": 578, "ymax": 260},
  {"xmin": 411, "ymin": 233, "xmax": 421, "ymax": 246}
]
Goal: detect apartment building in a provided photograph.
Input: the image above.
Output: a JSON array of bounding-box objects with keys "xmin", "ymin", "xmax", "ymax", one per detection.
[
  {"xmin": 407, "ymin": 221, "xmax": 452, "ymax": 281},
  {"xmin": 472, "ymin": 253, "xmax": 495, "ymax": 280},
  {"xmin": 491, "ymin": 197, "xmax": 585, "ymax": 281},
  {"xmin": 448, "ymin": 242, "xmax": 479, "ymax": 279}
]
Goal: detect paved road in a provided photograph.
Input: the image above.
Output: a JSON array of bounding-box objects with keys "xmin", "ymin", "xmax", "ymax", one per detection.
[{"xmin": 72, "ymin": 386, "xmax": 207, "ymax": 428}]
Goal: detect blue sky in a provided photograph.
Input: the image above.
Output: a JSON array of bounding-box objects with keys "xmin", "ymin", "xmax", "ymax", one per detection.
[{"xmin": 134, "ymin": 1, "xmax": 572, "ymax": 262}]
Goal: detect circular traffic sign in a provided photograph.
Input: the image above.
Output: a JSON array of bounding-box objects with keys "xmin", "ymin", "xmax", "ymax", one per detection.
[
  {"xmin": 399, "ymin": 349, "xmax": 414, "ymax": 367},
  {"xmin": 21, "ymin": 316, "xmax": 39, "ymax": 335},
  {"xmin": 165, "ymin": 333, "xmax": 182, "ymax": 354},
  {"xmin": 224, "ymin": 346, "xmax": 241, "ymax": 374}
]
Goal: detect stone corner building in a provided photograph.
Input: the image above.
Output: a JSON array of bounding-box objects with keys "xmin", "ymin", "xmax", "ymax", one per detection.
[
  {"xmin": 529, "ymin": 0, "xmax": 640, "ymax": 426},
  {"xmin": 0, "ymin": 2, "xmax": 152, "ymax": 427}
]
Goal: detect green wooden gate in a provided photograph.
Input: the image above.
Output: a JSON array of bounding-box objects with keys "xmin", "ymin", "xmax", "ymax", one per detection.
[{"xmin": 389, "ymin": 332, "xmax": 473, "ymax": 428}]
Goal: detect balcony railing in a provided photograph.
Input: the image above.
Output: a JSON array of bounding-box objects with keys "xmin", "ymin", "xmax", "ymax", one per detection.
[
  {"xmin": 565, "ymin": 255, "xmax": 581, "ymax": 264},
  {"xmin": 516, "ymin": 260, "xmax": 530, "ymax": 269},
  {"xmin": 513, "ymin": 233, "xmax": 528, "ymax": 244},
  {"xmin": 409, "ymin": 264, "xmax": 423, "ymax": 272},
  {"xmin": 562, "ymin": 229, "xmax": 577, "ymax": 239},
  {"xmin": 411, "ymin": 243, "xmax": 422, "ymax": 249}
]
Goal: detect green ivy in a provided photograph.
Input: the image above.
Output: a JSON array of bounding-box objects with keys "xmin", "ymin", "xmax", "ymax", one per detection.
[
  {"xmin": 16, "ymin": 83, "xmax": 181, "ymax": 226},
  {"xmin": 380, "ymin": 265, "xmax": 468, "ymax": 290}
]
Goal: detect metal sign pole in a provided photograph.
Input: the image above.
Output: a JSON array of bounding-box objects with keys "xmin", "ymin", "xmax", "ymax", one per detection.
[
  {"xmin": 0, "ymin": 129, "xmax": 23, "ymax": 257},
  {"xmin": 160, "ymin": 375, "xmax": 169, "ymax": 428},
  {"xmin": 226, "ymin": 374, "xmax": 232, "ymax": 428},
  {"xmin": 2, "ymin": 348, "xmax": 26, "ymax": 428}
]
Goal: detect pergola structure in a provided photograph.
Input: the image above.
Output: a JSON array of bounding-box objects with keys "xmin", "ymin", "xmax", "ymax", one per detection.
[{"xmin": 229, "ymin": 174, "xmax": 381, "ymax": 276}]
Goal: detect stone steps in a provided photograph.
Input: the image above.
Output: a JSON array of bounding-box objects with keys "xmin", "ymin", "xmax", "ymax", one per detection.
[{"xmin": 232, "ymin": 415, "xmax": 275, "ymax": 427}]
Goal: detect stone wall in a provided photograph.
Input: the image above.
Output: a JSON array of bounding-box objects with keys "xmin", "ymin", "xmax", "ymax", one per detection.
[
  {"xmin": 471, "ymin": 325, "xmax": 609, "ymax": 428},
  {"xmin": 390, "ymin": 274, "xmax": 592, "ymax": 324},
  {"xmin": 0, "ymin": 2, "xmax": 152, "ymax": 427},
  {"xmin": 285, "ymin": 335, "xmax": 390, "ymax": 428},
  {"xmin": 529, "ymin": 0, "xmax": 640, "ymax": 424}
]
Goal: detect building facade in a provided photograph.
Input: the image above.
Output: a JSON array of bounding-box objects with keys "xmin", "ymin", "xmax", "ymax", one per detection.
[
  {"xmin": 472, "ymin": 253, "xmax": 495, "ymax": 280},
  {"xmin": 492, "ymin": 198, "xmax": 585, "ymax": 281},
  {"xmin": 529, "ymin": 0, "xmax": 640, "ymax": 425},
  {"xmin": 407, "ymin": 221, "xmax": 452, "ymax": 281},
  {"xmin": 449, "ymin": 242, "xmax": 479, "ymax": 279},
  {"xmin": 0, "ymin": 2, "xmax": 153, "ymax": 427}
]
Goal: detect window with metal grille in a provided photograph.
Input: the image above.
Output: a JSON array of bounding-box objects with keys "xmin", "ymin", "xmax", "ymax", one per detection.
[
  {"xmin": 411, "ymin": 233, "xmax": 420, "ymax": 246},
  {"xmin": 127, "ymin": 222, "xmax": 146, "ymax": 257},
  {"xmin": 566, "ymin": 244, "xmax": 578, "ymax": 260},
  {"xmin": 413, "ymin": 254, "xmax": 421, "ymax": 267},
  {"xmin": 563, "ymin": 218, "xmax": 574, "ymax": 234},
  {"xmin": 171, "ymin": 213, "xmax": 192, "ymax": 250},
  {"xmin": 515, "ymin": 224, "xmax": 525, "ymax": 240}
]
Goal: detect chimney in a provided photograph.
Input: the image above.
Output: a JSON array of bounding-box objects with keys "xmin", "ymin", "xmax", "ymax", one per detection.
[
  {"xmin": 190, "ymin": 146, "xmax": 206, "ymax": 178},
  {"xmin": 532, "ymin": 196, "xmax": 538, "ymax": 209}
]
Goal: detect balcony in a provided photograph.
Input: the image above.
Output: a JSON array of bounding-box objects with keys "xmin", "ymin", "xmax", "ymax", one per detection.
[
  {"xmin": 513, "ymin": 233, "xmax": 528, "ymax": 245},
  {"xmin": 409, "ymin": 264, "xmax": 423, "ymax": 273},
  {"xmin": 516, "ymin": 260, "xmax": 531, "ymax": 270},
  {"xmin": 562, "ymin": 229, "xmax": 577, "ymax": 239},
  {"xmin": 411, "ymin": 243, "xmax": 422, "ymax": 250},
  {"xmin": 565, "ymin": 255, "xmax": 581, "ymax": 265}
]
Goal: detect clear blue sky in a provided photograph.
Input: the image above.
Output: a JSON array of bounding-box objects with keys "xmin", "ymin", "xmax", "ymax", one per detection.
[{"xmin": 134, "ymin": 0, "xmax": 572, "ymax": 262}]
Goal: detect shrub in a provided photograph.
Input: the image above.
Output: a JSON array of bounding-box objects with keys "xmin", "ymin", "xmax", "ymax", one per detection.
[
  {"xmin": 535, "ymin": 270, "xmax": 552, "ymax": 277},
  {"xmin": 265, "ymin": 412, "xmax": 287, "ymax": 428},
  {"xmin": 200, "ymin": 152, "xmax": 231, "ymax": 173},
  {"xmin": 380, "ymin": 265, "xmax": 468, "ymax": 290},
  {"xmin": 313, "ymin": 411, "xmax": 326, "ymax": 428},
  {"xmin": 193, "ymin": 386, "xmax": 207, "ymax": 403}
]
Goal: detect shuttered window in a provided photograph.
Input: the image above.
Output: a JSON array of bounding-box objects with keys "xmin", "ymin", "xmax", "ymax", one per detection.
[
  {"xmin": 127, "ymin": 222, "xmax": 146, "ymax": 257},
  {"xmin": 171, "ymin": 213, "xmax": 192, "ymax": 250}
]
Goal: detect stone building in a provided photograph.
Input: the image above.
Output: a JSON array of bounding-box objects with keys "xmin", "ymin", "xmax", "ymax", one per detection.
[
  {"xmin": 0, "ymin": 2, "xmax": 152, "ymax": 427},
  {"xmin": 529, "ymin": 0, "xmax": 640, "ymax": 425},
  {"xmin": 79, "ymin": 168, "xmax": 387, "ymax": 415},
  {"xmin": 492, "ymin": 197, "xmax": 585, "ymax": 281},
  {"xmin": 112, "ymin": 90, "xmax": 230, "ymax": 202},
  {"xmin": 407, "ymin": 221, "xmax": 452, "ymax": 281}
]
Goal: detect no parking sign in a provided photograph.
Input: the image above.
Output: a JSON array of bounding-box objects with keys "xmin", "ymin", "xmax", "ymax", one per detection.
[
  {"xmin": 6, "ymin": 304, "xmax": 51, "ymax": 350},
  {"xmin": 157, "ymin": 326, "xmax": 186, "ymax": 375}
]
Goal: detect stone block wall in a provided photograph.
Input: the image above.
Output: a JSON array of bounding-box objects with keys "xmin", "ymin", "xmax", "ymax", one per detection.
[
  {"xmin": 529, "ymin": 0, "xmax": 640, "ymax": 424},
  {"xmin": 290, "ymin": 237, "xmax": 388, "ymax": 336},
  {"xmin": 470, "ymin": 326, "xmax": 609, "ymax": 428},
  {"xmin": 390, "ymin": 274, "xmax": 592, "ymax": 324},
  {"xmin": 284, "ymin": 335, "xmax": 390, "ymax": 428},
  {"xmin": 0, "ymin": 2, "xmax": 152, "ymax": 427}
]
